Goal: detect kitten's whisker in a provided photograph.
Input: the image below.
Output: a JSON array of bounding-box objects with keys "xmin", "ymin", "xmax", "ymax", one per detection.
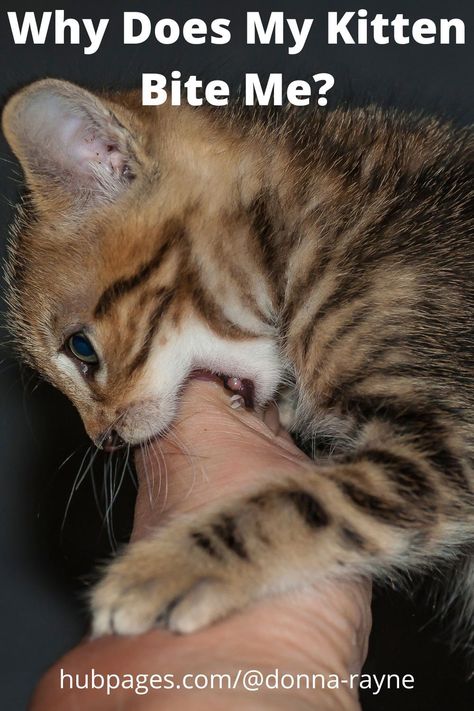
[
  {"xmin": 146, "ymin": 431, "xmax": 168, "ymax": 511},
  {"xmin": 74, "ymin": 443, "xmax": 103, "ymax": 491},
  {"xmin": 90, "ymin": 460, "xmax": 103, "ymax": 519},
  {"xmin": 61, "ymin": 444, "xmax": 93, "ymax": 534},
  {"xmin": 101, "ymin": 453, "xmax": 115, "ymax": 550},
  {"xmin": 108, "ymin": 453, "xmax": 120, "ymax": 549},
  {"xmin": 145, "ymin": 434, "xmax": 165, "ymax": 504},
  {"xmin": 143, "ymin": 430, "xmax": 169, "ymax": 513},
  {"xmin": 143, "ymin": 434, "xmax": 158, "ymax": 498},
  {"xmin": 140, "ymin": 439, "xmax": 156, "ymax": 508},
  {"xmin": 104, "ymin": 444, "xmax": 131, "ymax": 529},
  {"xmin": 102, "ymin": 456, "xmax": 111, "ymax": 547},
  {"xmin": 166, "ymin": 429, "xmax": 203, "ymax": 500},
  {"xmin": 57, "ymin": 449, "xmax": 79, "ymax": 472},
  {"xmin": 127, "ymin": 461, "xmax": 138, "ymax": 490}
]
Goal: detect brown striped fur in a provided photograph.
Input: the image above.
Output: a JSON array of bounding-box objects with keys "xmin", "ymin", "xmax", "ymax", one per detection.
[{"xmin": 2, "ymin": 80, "xmax": 474, "ymax": 647}]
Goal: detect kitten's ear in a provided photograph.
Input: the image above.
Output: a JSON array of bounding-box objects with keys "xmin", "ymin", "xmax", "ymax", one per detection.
[{"xmin": 2, "ymin": 79, "xmax": 140, "ymax": 205}]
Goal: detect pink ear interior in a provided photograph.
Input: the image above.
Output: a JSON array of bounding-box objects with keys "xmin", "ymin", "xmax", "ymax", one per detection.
[
  {"xmin": 54, "ymin": 110, "xmax": 127, "ymax": 178},
  {"xmin": 11, "ymin": 85, "xmax": 131, "ymax": 190}
]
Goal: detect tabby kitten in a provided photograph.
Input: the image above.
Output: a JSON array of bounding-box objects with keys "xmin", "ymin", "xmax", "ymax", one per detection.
[{"xmin": 2, "ymin": 79, "xmax": 473, "ymax": 640}]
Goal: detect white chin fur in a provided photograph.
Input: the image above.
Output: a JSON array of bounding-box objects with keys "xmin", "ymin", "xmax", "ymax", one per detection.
[{"xmin": 121, "ymin": 316, "xmax": 282, "ymax": 442}]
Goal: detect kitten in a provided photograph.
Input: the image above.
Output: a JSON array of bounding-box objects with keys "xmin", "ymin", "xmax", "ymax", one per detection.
[{"xmin": 2, "ymin": 79, "xmax": 473, "ymax": 640}]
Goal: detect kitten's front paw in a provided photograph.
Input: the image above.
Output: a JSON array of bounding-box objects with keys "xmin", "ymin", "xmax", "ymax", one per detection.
[{"xmin": 91, "ymin": 523, "xmax": 253, "ymax": 636}]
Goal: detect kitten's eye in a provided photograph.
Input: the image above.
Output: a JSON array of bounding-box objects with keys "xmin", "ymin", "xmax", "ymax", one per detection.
[{"xmin": 67, "ymin": 332, "xmax": 99, "ymax": 365}]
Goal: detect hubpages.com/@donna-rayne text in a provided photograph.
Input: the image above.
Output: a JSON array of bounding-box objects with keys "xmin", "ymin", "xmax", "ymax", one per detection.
[{"xmin": 59, "ymin": 667, "xmax": 415, "ymax": 697}]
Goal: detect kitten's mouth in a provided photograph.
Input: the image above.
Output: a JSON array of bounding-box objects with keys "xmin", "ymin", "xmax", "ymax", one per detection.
[
  {"xmin": 189, "ymin": 369, "xmax": 255, "ymax": 409},
  {"xmin": 101, "ymin": 368, "xmax": 255, "ymax": 452},
  {"xmin": 102, "ymin": 371, "xmax": 255, "ymax": 452}
]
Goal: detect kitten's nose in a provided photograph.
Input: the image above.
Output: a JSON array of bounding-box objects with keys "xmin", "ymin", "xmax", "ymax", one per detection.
[{"xmin": 99, "ymin": 430, "xmax": 126, "ymax": 452}]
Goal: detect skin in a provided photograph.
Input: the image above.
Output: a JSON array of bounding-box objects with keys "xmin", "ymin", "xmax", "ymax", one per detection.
[{"xmin": 30, "ymin": 380, "xmax": 372, "ymax": 710}]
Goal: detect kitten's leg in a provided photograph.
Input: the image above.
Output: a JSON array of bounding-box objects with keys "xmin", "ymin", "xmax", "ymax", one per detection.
[{"xmin": 92, "ymin": 403, "xmax": 473, "ymax": 636}]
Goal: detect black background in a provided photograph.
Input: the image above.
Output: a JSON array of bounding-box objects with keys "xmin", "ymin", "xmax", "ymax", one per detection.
[{"xmin": 0, "ymin": 1, "xmax": 473, "ymax": 709}]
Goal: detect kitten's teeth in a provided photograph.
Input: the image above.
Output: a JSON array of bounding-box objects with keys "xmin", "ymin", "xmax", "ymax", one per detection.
[{"xmin": 230, "ymin": 394, "xmax": 245, "ymax": 409}]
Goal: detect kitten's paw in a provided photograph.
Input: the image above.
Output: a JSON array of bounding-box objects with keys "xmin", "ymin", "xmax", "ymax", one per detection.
[{"xmin": 91, "ymin": 525, "xmax": 253, "ymax": 636}]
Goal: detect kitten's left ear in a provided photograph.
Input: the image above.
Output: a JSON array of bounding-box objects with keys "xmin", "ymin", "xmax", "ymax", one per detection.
[{"xmin": 2, "ymin": 78, "xmax": 142, "ymax": 206}]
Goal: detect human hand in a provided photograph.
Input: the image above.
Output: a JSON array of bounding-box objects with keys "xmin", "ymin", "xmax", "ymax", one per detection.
[{"xmin": 31, "ymin": 379, "xmax": 371, "ymax": 710}]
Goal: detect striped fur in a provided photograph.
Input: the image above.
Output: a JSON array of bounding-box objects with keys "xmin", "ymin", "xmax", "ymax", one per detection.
[{"xmin": 2, "ymin": 80, "xmax": 474, "ymax": 646}]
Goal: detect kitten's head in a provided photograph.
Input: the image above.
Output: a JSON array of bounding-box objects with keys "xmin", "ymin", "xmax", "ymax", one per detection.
[{"xmin": 2, "ymin": 79, "xmax": 281, "ymax": 446}]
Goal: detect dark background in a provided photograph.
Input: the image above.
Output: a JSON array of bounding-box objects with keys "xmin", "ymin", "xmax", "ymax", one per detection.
[{"xmin": 0, "ymin": 1, "xmax": 473, "ymax": 709}]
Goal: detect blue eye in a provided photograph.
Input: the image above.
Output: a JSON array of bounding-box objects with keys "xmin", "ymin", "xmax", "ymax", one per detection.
[{"xmin": 67, "ymin": 332, "xmax": 98, "ymax": 364}]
